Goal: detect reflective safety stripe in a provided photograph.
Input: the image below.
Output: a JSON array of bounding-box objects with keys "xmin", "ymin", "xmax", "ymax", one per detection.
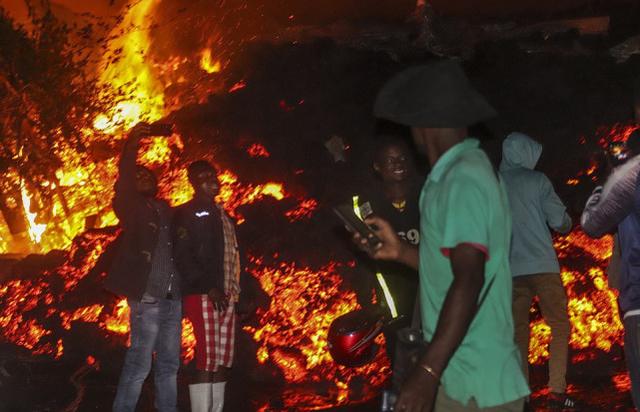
[
  {"xmin": 352, "ymin": 195, "xmax": 363, "ymax": 220},
  {"xmin": 376, "ymin": 272, "xmax": 398, "ymax": 318},
  {"xmin": 355, "ymin": 195, "xmax": 397, "ymax": 318}
]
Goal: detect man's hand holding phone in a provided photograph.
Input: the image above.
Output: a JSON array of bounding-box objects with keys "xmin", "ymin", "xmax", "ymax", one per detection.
[
  {"xmin": 353, "ymin": 216, "xmax": 399, "ymax": 259},
  {"xmin": 353, "ymin": 216, "xmax": 420, "ymax": 270}
]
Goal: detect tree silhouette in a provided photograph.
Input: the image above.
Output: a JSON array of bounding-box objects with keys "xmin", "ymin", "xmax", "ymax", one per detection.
[{"xmin": 0, "ymin": 6, "xmax": 106, "ymax": 241}]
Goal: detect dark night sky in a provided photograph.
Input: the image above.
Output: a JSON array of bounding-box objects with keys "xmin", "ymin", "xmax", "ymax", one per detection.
[{"xmin": 2, "ymin": 0, "xmax": 637, "ymax": 28}]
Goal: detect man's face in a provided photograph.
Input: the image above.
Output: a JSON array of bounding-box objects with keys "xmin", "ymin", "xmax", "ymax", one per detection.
[
  {"xmin": 135, "ymin": 167, "xmax": 157, "ymax": 197},
  {"xmin": 192, "ymin": 169, "xmax": 219, "ymax": 199},
  {"xmin": 374, "ymin": 145, "xmax": 411, "ymax": 183}
]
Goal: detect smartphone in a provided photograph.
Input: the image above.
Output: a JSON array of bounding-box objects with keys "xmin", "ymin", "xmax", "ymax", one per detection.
[
  {"xmin": 148, "ymin": 122, "xmax": 174, "ymax": 136},
  {"xmin": 333, "ymin": 204, "xmax": 382, "ymax": 249}
]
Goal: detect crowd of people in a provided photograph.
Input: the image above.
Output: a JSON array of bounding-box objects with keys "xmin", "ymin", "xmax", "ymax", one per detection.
[
  {"xmin": 353, "ymin": 61, "xmax": 640, "ymax": 412},
  {"xmin": 103, "ymin": 60, "xmax": 640, "ymax": 412}
]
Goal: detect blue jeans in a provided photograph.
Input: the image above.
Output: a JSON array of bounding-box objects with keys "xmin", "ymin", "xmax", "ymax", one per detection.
[
  {"xmin": 113, "ymin": 295, "xmax": 182, "ymax": 412},
  {"xmin": 624, "ymin": 315, "xmax": 640, "ymax": 410}
]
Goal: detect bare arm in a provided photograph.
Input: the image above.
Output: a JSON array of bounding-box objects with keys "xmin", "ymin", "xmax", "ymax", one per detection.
[
  {"xmin": 112, "ymin": 123, "xmax": 150, "ymax": 221},
  {"xmin": 418, "ymin": 244, "xmax": 485, "ymax": 374},
  {"xmin": 394, "ymin": 243, "xmax": 485, "ymax": 412}
]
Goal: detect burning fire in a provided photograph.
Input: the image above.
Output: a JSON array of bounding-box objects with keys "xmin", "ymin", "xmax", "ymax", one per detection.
[
  {"xmin": 1, "ymin": 0, "xmax": 633, "ymax": 409},
  {"xmin": 94, "ymin": 0, "xmax": 165, "ymax": 133},
  {"xmin": 200, "ymin": 48, "xmax": 222, "ymax": 74},
  {"xmin": 20, "ymin": 183, "xmax": 47, "ymax": 244},
  {"xmin": 525, "ymin": 230, "xmax": 622, "ymax": 365},
  {"xmin": 0, "ymin": 0, "xmax": 307, "ymax": 254}
]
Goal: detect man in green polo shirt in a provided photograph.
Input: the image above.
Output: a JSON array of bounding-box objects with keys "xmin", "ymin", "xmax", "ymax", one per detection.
[{"xmin": 360, "ymin": 61, "xmax": 529, "ymax": 411}]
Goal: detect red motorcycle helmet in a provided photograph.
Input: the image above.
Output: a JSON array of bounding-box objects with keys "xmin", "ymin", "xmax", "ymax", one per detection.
[{"xmin": 327, "ymin": 309, "xmax": 384, "ymax": 367}]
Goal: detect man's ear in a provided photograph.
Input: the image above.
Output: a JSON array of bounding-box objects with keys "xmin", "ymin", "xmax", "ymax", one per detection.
[{"xmin": 373, "ymin": 162, "xmax": 381, "ymax": 173}]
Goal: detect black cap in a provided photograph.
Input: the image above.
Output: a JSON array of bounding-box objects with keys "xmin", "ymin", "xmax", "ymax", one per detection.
[{"xmin": 374, "ymin": 60, "xmax": 497, "ymax": 128}]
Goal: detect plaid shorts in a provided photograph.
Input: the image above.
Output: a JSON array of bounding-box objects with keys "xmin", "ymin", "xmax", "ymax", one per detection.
[{"xmin": 183, "ymin": 294, "xmax": 236, "ymax": 372}]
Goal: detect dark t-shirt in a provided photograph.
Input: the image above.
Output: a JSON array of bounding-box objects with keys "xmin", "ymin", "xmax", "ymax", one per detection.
[
  {"xmin": 354, "ymin": 182, "xmax": 421, "ymax": 319},
  {"xmin": 359, "ymin": 186, "xmax": 420, "ymax": 246}
]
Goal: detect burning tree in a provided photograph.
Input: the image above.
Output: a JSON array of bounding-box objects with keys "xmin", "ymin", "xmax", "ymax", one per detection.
[{"xmin": 0, "ymin": 7, "xmax": 107, "ymax": 252}]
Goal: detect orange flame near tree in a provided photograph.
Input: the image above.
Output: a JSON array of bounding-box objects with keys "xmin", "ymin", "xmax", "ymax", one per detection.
[{"xmin": 0, "ymin": 0, "xmax": 294, "ymax": 254}]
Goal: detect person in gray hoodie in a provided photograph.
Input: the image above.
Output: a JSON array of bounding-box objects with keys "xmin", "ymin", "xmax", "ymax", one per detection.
[{"xmin": 500, "ymin": 132, "xmax": 576, "ymax": 410}]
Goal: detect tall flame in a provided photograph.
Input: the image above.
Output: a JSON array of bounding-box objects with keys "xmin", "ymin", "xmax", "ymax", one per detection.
[
  {"xmin": 20, "ymin": 182, "xmax": 47, "ymax": 245},
  {"xmin": 200, "ymin": 48, "xmax": 222, "ymax": 74},
  {"xmin": 94, "ymin": 0, "xmax": 165, "ymax": 132}
]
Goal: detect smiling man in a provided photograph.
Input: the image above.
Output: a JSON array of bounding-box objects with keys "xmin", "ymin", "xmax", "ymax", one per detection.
[
  {"xmin": 173, "ymin": 160, "xmax": 241, "ymax": 412},
  {"xmin": 352, "ymin": 136, "xmax": 421, "ymax": 360},
  {"xmin": 361, "ymin": 60, "xmax": 529, "ymax": 412}
]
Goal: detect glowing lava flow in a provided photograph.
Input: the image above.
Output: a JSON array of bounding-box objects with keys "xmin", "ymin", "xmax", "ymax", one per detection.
[
  {"xmin": 526, "ymin": 231, "xmax": 622, "ymax": 365},
  {"xmin": 529, "ymin": 124, "xmax": 634, "ymax": 364},
  {"xmin": 245, "ymin": 257, "xmax": 390, "ymax": 410},
  {"xmin": 13, "ymin": 0, "xmax": 632, "ymax": 408},
  {"xmin": 0, "ymin": 230, "xmax": 117, "ymax": 357},
  {"xmin": 0, "ymin": 2, "xmax": 350, "ymax": 409}
]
